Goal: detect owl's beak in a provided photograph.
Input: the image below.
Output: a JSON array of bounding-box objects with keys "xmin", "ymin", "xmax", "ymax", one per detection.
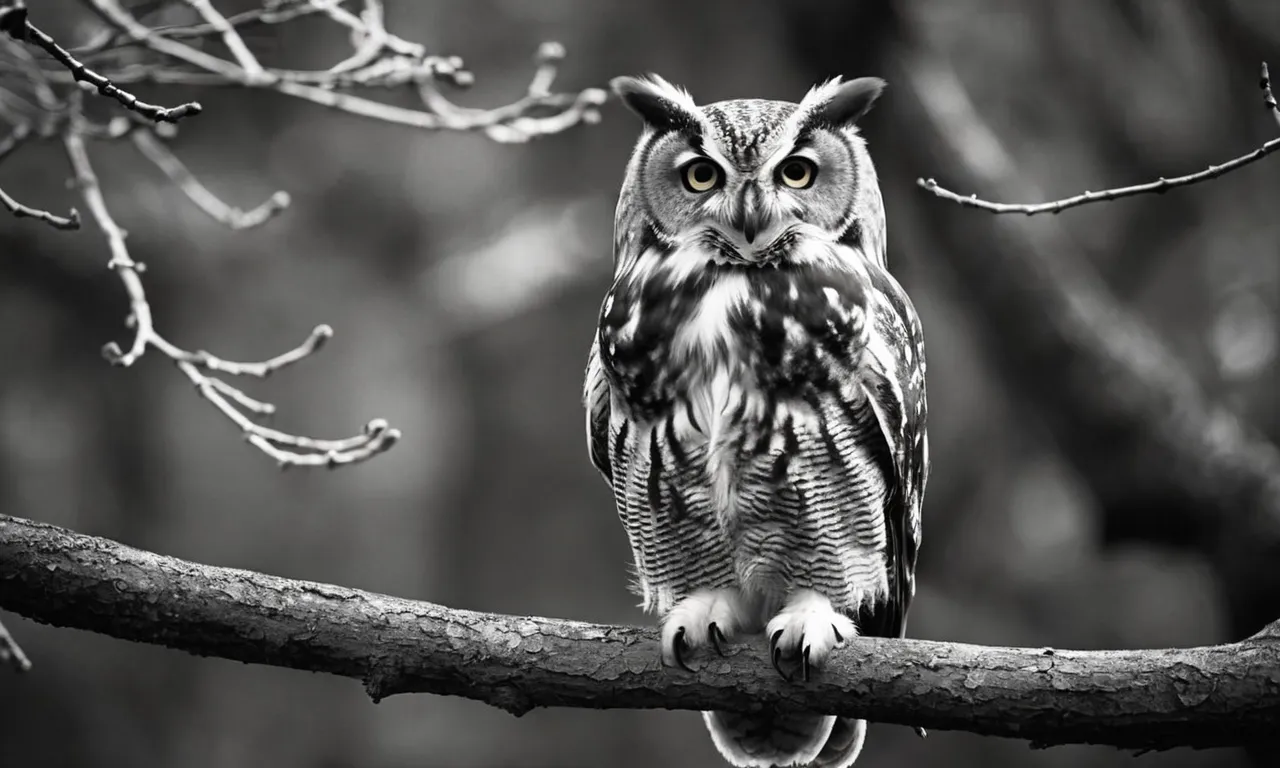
[{"xmin": 730, "ymin": 181, "xmax": 771, "ymax": 245}]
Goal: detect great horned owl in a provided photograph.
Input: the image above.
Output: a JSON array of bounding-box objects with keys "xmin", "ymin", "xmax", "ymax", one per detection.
[{"xmin": 583, "ymin": 74, "xmax": 929, "ymax": 767}]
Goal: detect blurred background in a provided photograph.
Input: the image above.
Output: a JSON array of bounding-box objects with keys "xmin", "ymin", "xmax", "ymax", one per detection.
[{"xmin": 2, "ymin": 1, "xmax": 1279, "ymax": 766}]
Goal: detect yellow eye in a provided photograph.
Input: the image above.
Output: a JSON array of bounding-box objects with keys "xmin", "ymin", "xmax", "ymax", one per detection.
[
  {"xmin": 779, "ymin": 158, "xmax": 816, "ymax": 189},
  {"xmin": 682, "ymin": 160, "xmax": 720, "ymax": 193}
]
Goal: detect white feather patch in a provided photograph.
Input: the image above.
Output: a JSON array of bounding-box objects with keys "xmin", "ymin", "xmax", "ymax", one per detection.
[{"xmin": 672, "ymin": 272, "xmax": 750, "ymax": 361}]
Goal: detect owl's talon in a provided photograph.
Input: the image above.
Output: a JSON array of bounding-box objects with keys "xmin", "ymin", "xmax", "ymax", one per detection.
[
  {"xmin": 764, "ymin": 590, "xmax": 856, "ymax": 684},
  {"xmin": 772, "ymin": 645, "xmax": 791, "ymax": 681},
  {"xmin": 671, "ymin": 626, "xmax": 694, "ymax": 672},
  {"xmin": 769, "ymin": 628, "xmax": 792, "ymax": 681},
  {"xmin": 660, "ymin": 589, "xmax": 744, "ymax": 670},
  {"xmin": 709, "ymin": 622, "xmax": 728, "ymax": 656}
]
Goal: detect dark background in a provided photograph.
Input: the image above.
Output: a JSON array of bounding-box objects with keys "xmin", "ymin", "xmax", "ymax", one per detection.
[{"xmin": 2, "ymin": 1, "xmax": 1278, "ymax": 766}]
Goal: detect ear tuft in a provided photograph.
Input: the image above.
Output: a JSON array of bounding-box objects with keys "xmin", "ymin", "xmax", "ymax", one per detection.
[
  {"xmin": 611, "ymin": 75, "xmax": 701, "ymax": 133},
  {"xmin": 808, "ymin": 77, "xmax": 886, "ymax": 127}
]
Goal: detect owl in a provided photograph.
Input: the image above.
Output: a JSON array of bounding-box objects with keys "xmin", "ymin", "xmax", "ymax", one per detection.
[{"xmin": 583, "ymin": 74, "xmax": 928, "ymax": 768}]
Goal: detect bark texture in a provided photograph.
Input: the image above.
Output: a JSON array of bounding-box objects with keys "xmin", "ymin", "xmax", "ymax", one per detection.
[{"xmin": 2, "ymin": 513, "xmax": 1279, "ymax": 752}]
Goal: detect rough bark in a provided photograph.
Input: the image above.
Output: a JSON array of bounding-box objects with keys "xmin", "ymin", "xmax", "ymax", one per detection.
[{"xmin": 2, "ymin": 513, "xmax": 1279, "ymax": 752}]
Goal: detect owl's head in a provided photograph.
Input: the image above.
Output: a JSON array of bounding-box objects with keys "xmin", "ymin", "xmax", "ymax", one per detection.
[{"xmin": 612, "ymin": 75, "xmax": 887, "ymax": 268}]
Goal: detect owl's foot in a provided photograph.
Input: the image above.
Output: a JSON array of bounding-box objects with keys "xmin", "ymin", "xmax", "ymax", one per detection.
[
  {"xmin": 660, "ymin": 588, "xmax": 747, "ymax": 671},
  {"xmin": 766, "ymin": 589, "xmax": 856, "ymax": 682}
]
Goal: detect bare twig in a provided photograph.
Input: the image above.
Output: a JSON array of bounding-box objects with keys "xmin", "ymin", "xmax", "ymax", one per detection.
[
  {"xmin": 3, "ymin": 122, "xmax": 81, "ymax": 229},
  {"xmin": 63, "ymin": 119, "xmax": 398, "ymax": 469},
  {"xmin": 0, "ymin": 182, "xmax": 81, "ymax": 228},
  {"xmin": 3, "ymin": 0, "xmax": 605, "ymax": 468},
  {"xmin": 82, "ymin": 0, "xmax": 607, "ymax": 141},
  {"xmin": 130, "ymin": 128, "xmax": 290, "ymax": 229},
  {"xmin": 71, "ymin": 0, "xmax": 323, "ymax": 57},
  {"xmin": 1262, "ymin": 62, "xmax": 1280, "ymax": 131},
  {"xmin": 899, "ymin": 48, "xmax": 1280, "ymax": 642},
  {"xmin": 919, "ymin": 137, "xmax": 1280, "ymax": 215},
  {"xmin": 1, "ymin": 121, "xmax": 80, "ymax": 227},
  {"xmin": 326, "ymin": 0, "xmax": 390, "ymax": 75},
  {"xmin": 0, "ymin": 615, "xmax": 31, "ymax": 672},
  {"xmin": 2, "ymin": 512, "xmax": 1279, "ymax": 751},
  {"xmin": 181, "ymin": 0, "xmax": 266, "ymax": 77},
  {"xmin": 63, "ymin": 124, "xmax": 151, "ymax": 364},
  {"xmin": 0, "ymin": 121, "xmax": 30, "ymax": 162},
  {"xmin": 918, "ymin": 62, "xmax": 1280, "ymax": 215},
  {"xmin": 2, "ymin": 3, "xmax": 202, "ymax": 122}
]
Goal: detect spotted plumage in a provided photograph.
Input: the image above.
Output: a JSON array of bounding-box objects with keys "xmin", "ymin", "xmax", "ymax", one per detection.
[{"xmin": 584, "ymin": 74, "xmax": 929, "ymax": 768}]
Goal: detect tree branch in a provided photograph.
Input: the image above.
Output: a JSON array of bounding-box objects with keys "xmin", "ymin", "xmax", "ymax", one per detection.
[
  {"xmin": 62, "ymin": 117, "xmax": 399, "ymax": 467},
  {"xmin": 1262, "ymin": 62, "xmax": 1280, "ymax": 130},
  {"xmin": 0, "ymin": 0, "xmax": 611, "ymax": 469},
  {"xmin": 129, "ymin": 127, "xmax": 290, "ymax": 230},
  {"xmin": 2, "ymin": 1, "xmax": 202, "ymax": 122},
  {"xmin": 1, "ymin": 512, "xmax": 1278, "ymax": 752},
  {"xmin": 1, "ymin": 180, "xmax": 80, "ymax": 228},
  {"xmin": 78, "ymin": 0, "xmax": 608, "ymax": 142},
  {"xmin": 0, "ymin": 121, "xmax": 81, "ymax": 228},
  {"xmin": 918, "ymin": 61, "xmax": 1280, "ymax": 215},
  {"xmin": 893, "ymin": 45, "xmax": 1280, "ymax": 638},
  {"xmin": 0, "ymin": 615, "xmax": 31, "ymax": 672}
]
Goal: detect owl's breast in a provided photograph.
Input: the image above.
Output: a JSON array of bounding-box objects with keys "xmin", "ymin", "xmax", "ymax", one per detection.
[
  {"xmin": 733, "ymin": 264, "xmax": 871, "ymax": 400},
  {"xmin": 596, "ymin": 259, "xmax": 718, "ymax": 420},
  {"xmin": 597, "ymin": 255, "xmax": 870, "ymax": 426}
]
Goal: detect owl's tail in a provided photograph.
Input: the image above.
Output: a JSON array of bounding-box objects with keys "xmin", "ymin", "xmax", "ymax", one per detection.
[{"xmin": 703, "ymin": 711, "xmax": 867, "ymax": 767}]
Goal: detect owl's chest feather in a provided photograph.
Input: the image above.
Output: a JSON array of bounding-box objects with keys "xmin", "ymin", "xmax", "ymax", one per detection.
[{"xmin": 599, "ymin": 259, "xmax": 866, "ymax": 419}]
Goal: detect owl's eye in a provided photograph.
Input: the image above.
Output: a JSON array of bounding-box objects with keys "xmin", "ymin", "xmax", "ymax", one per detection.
[
  {"xmin": 682, "ymin": 160, "xmax": 721, "ymax": 193},
  {"xmin": 778, "ymin": 158, "xmax": 816, "ymax": 189}
]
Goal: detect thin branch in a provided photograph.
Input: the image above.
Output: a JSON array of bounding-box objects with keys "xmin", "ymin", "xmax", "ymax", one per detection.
[
  {"xmin": 0, "ymin": 512, "xmax": 1278, "ymax": 752},
  {"xmin": 156, "ymin": 322, "xmax": 335, "ymax": 378},
  {"xmin": 919, "ymin": 136, "xmax": 1280, "ymax": 215},
  {"xmin": 1, "ymin": 97, "xmax": 77, "ymax": 231},
  {"xmin": 181, "ymin": 0, "xmax": 264, "ymax": 77},
  {"xmin": 279, "ymin": 73, "xmax": 607, "ymax": 142},
  {"xmin": 2, "ymin": 3, "xmax": 202, "ymax": 122},
  {"xmin": 326, "ymin": 0, "xmax": 389, "ymax": 75},
  {"xmin": 1262, "ymin": 61, "xmax": 1280, "ymax": 131},
  {"xmin": 300, "ymin": 0, "xmax": 425, "ymax": 60},
  {"xmin": 63, "ymin": 119, "xmax": 399, "ymax": 469},
  {"xmin": 0, "ymin": 120, "xmax": 30, "ymax": 163},
  {"xmin": 0, "ymin": 177, "xmax": 81, "ymax": 229},
  {"xmin": 896, "ymin": 47, "xmax": 1280, "ymax": 638},
  {"xmin": 918, "ymin": 62, "xmax": 1280, "ymax": 215},
  {"xmin": 2, "ymin": 0, "xmax": 604, "ymax": 470},
  {"xmin": 63, "ymin": 124, "xmax": 152, "ymax": 364},
  {"xmin": 83, "ymin": 0, "xmax": 608, "ymax": 141},
  {"xmin": 71, "ymin": 0, "xmax": 325, "ymax": 57},
  {"xmin": 130, "ymin": 128, "xmax": 290, "ymax": 229},
  {"xmin": 0, "ymin": 616, "xmax": 31, "ymax": 673}
]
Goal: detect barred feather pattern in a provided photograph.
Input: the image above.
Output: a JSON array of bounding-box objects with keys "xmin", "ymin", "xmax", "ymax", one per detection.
[
  {"xmin": 586, "ymin": 236, "xmax": 905, "ymax": 620},
  {"xmin": 585, "ymin": 74, "xmax": 928, "ymax": 768}
]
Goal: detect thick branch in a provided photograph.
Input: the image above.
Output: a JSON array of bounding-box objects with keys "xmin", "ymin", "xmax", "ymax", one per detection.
[{"xmin": 2, "ymin": 513, "xmax": 1279, "ymax": 752}]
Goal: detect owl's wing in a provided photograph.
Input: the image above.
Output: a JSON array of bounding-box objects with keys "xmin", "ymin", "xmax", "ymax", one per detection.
[
  {"xmin": 856, "ymin": 266, "xmax": 929, "ymax": 639},
  {"xmin": 584, "ymin": 337, "xmax": 613, "ymax": 485}
]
